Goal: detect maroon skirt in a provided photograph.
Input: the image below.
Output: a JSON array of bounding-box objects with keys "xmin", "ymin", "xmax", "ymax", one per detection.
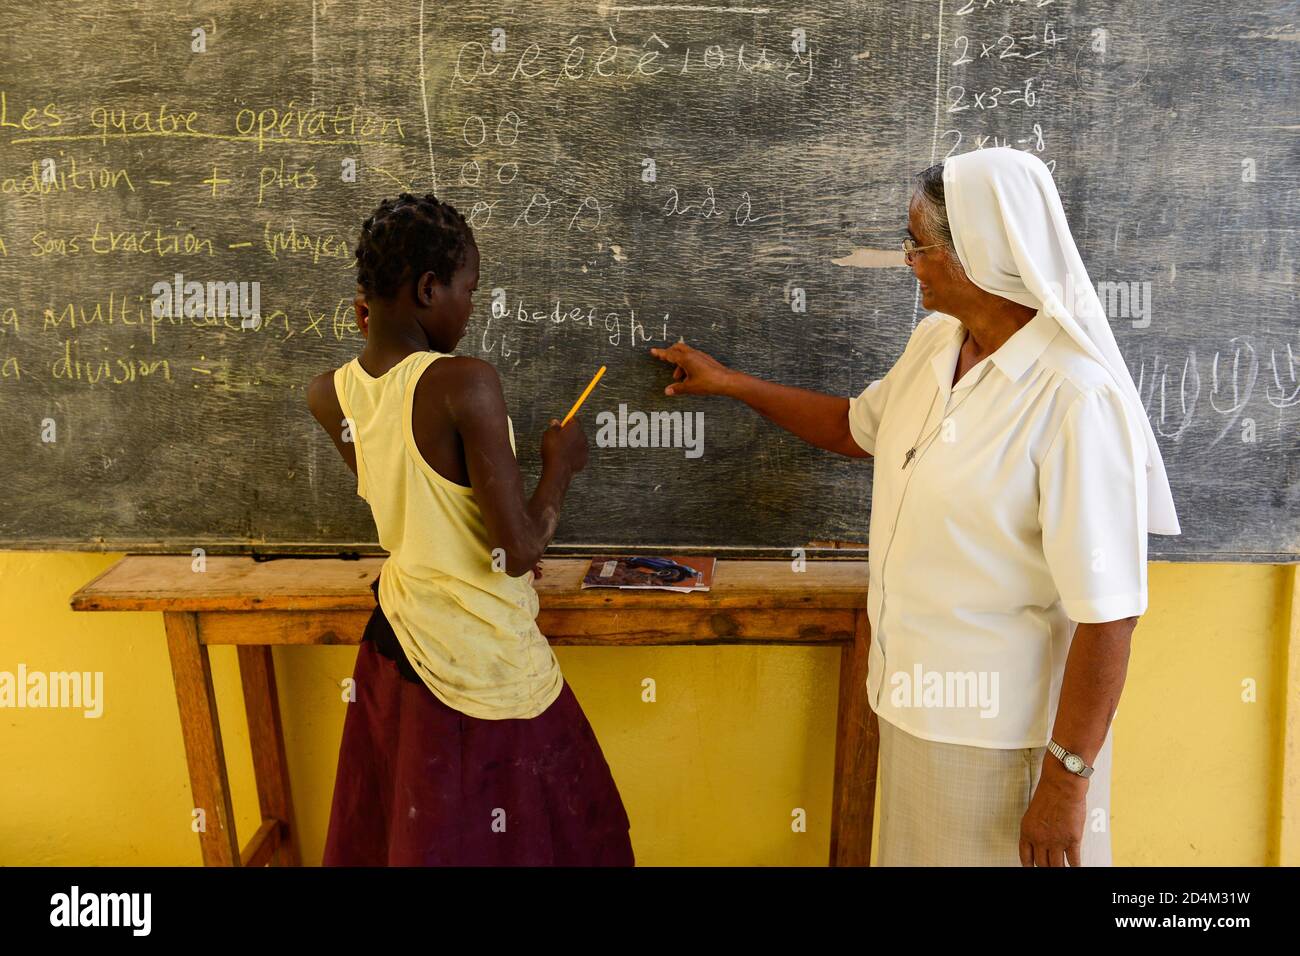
[{"xmin": 322, "ymin": 575, "xmax": 634, "ymax": 866}]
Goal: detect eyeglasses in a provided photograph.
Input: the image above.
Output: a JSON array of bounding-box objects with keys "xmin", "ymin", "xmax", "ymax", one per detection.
[{"xmin": 902, "ymin": 237, "xmax": 940, "ymax": 262}]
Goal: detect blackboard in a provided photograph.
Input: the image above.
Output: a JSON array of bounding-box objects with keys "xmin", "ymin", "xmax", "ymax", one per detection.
[{"xmin": 1, "ymin": 0, "xmax": 1295, "ymax": 560}]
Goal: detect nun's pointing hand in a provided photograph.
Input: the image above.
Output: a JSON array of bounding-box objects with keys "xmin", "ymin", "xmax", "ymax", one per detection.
[{"xmin": 650, "ymin": 341, "xmax": 738, "ymax": 398}]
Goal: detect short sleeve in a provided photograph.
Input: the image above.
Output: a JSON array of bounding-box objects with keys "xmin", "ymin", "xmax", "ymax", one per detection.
[
  {"xmin": 1038, "ymin": 384, "xmax": 1149, "ymax": 622},
  {"xmin": 847, "ymin": 376, "xmax": 891, "ymax": 454}
]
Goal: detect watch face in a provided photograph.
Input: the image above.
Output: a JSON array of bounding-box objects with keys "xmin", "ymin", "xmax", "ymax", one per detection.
[{"xmin": 1064, "ymin": 754, "xmax": 1084, "ymax": 773}]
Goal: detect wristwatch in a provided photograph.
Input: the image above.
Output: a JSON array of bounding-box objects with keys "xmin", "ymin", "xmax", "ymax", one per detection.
[{"xmin": 1047, "ymin": 739, "xmax": 1094, "ymax": 778}]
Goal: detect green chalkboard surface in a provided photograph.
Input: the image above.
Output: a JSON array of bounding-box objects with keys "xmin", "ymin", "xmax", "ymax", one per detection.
[{"xmin": 1, "ymin": 1, "xmax": 1296, "ymax": 559}]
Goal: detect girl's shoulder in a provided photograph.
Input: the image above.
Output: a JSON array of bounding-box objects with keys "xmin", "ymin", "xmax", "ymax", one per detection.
[
  {"xmin": 305, "ymin": 365, "xmax": 345, "ymax": 424},
  {"xmin": 416, "ymin": 353, "xmax": 503, "ymax": 397}
]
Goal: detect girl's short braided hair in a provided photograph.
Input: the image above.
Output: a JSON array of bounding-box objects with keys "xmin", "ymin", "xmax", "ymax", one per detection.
[{"xmin": 355, "ymin": 193, "xmax": 475, "ymax": 299}]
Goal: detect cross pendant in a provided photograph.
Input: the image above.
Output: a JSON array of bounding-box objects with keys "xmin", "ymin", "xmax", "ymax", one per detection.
[{"xmin": 901, "ymin": 447, "xmax": 917, "ymax": 469}]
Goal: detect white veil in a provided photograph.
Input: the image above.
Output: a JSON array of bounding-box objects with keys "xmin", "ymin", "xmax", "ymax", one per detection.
[{"xmin": 941, "ymin": 146, "xmax": 1180, "ymax": 535}]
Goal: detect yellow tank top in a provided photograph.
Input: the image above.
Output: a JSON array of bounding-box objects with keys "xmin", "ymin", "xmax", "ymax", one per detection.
[{"xmin": 333, "ymin": 350, "xmax": 564, "ymax": 720}]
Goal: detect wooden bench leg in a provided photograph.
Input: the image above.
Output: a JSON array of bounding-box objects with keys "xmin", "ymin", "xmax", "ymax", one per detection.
[
  {"xmin": 163, "ymin": 611, "xmax": 240, "ymax": 866},
  {"xmin": 238, "ymin": 645, "xmax": 301, "ymax": 866},
  {"xmin": 830, "ymin": 609, "xmax": 878, "ymax": 866}
]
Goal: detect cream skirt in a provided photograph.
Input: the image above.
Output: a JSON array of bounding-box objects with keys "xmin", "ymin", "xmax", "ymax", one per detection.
[{"xmin": 876, "ymin": 715, "xmax": 1114, "ymax": 866}]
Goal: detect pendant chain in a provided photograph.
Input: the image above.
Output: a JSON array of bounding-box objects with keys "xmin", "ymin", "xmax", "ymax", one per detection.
[{"xmin": 901, "ymin": 363, "xmax": 994, "ymax": 469}]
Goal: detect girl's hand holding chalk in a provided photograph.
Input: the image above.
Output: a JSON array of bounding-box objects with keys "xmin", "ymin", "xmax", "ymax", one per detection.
[
  {"xmin": 541, "ymin": 415, "xmax": 589, "ymax": 475},
  {"xmin": 541, "ymin": 367, "xmax": 603, "ymax": 476}
]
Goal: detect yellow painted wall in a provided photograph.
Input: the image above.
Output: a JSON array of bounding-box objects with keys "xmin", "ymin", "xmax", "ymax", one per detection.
[{"xmin": 0, "ymin": 551, "xmax": 1292, "ymax": 866}]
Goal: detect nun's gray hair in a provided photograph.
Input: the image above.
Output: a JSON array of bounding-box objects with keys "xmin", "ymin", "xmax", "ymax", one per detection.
[{"xmin": 912, "ymin": 163, "xmax": 965, "ymax": 276}]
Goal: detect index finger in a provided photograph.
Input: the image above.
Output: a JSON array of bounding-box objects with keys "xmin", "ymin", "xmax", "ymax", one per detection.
[{"xmin": 649, "ymin": 341, "xmax": 689, "ymax": 362}]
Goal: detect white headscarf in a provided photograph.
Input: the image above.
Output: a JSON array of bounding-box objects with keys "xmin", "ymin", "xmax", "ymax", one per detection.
[{"xmin": 941, "ymin": 147, "xmax": 1180, "ymax": 535}]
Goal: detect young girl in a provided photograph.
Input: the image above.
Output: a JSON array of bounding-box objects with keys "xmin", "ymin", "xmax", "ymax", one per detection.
[{"xmin": 307, "ymin": 193, "xmax": 633, "ymax": 866}]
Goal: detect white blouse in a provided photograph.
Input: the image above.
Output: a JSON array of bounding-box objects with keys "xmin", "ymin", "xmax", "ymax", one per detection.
[{"xmin": 848, "ymin": 307, "xmax": 1149, "ymax": 749}]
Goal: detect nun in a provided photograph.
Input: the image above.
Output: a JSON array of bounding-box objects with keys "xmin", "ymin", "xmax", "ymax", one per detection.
[{"xmin": 650, "ymin": 146, "xmax": 1179, "ymax": 867}]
